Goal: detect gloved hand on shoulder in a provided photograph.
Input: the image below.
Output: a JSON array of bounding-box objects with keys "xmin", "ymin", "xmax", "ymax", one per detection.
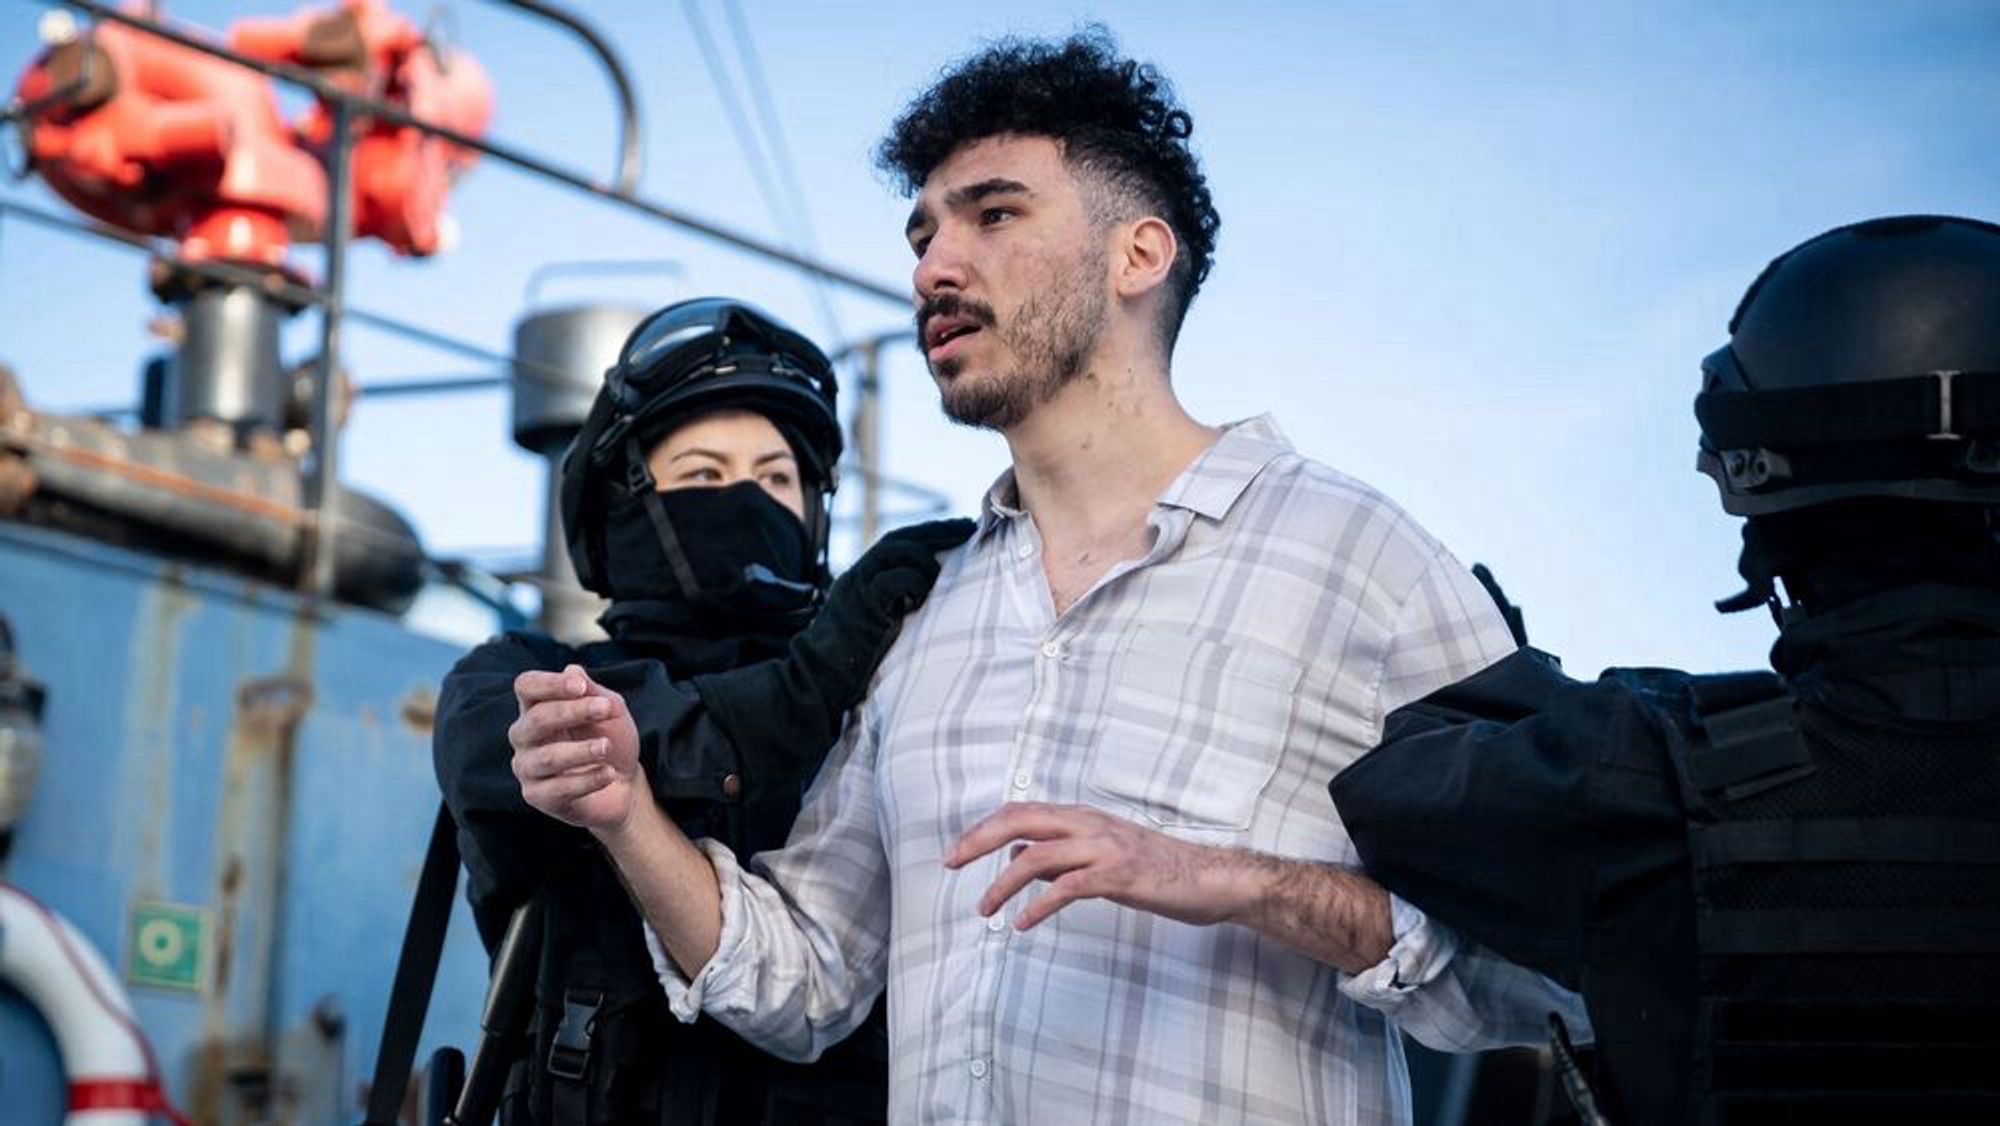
[{"xmin": 692, "ymin": 517, "xmax": 976, "ymax": 794}]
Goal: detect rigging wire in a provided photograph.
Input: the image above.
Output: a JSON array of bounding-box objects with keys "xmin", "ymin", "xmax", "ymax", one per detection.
[
  {"xmin": 678, "ymin": 0, "xmax": 843, "ymax": 342},
  {"xmin": 717, "ymin": 0, "xmax": 843, "ymax": 342}
]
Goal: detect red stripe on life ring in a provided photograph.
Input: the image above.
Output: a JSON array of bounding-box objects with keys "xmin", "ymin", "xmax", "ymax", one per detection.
[{"xmin": 69, "ymin": 1077, "xmax": 193, "ymax": 1124}]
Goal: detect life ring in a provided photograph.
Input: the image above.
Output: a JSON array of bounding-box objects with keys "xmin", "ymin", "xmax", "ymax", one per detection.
[{"xmin": 0, "ymin": 883, "xmax": 190, "ymax": 1125}]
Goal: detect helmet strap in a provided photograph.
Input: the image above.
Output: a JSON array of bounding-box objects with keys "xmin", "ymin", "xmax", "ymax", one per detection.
[{"xmin": 625, "ymin": 437, "xmax": 706, "ymax": 604}]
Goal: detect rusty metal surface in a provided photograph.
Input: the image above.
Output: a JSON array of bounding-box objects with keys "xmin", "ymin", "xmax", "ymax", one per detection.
[{"xmin": 0, "ymin": 520, "xmax": 493, "ymax": 1121}]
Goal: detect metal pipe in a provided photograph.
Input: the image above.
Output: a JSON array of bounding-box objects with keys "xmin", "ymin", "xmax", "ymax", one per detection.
[
  {"xmin": 0, "ymin": 198, "xmax": 321, "ymax": 308},
  {"xmin": 832, "ymin": 329, "xmax": 914, "ymax": 545},
  {"xmin": 0, "ymin": 198, "xmax": 590, "ymax": 401},
  {"xmin": 480, "ymin": 0, "xmax": 642, "ymax": 195},
  {"xmin": 302, "ymin": 101, "xmax": 353, "ymax": 598},
  {"xmin": 855, "ymin": 340, "xmax": 883, "ymax": 544},
  {"xmin": 523, "ymin": 258, "xmax": 683, "ymax": 308},
  {"xmin": 46, "ymin": 0, "xmax": 911, "ymax": 307}
]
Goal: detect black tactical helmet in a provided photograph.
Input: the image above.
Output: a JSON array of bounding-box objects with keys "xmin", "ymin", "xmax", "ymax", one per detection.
[
  {"xmin": 560, "ymin": 297, "xmax": 843, "ymax": 601},
  {"xmin": 1695, "ymin": 215, "xmax": 2000, "ymax": 515}
]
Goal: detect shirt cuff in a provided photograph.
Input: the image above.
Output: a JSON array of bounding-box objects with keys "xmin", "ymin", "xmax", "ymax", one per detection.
[
  {"xmin": 1336, "ymin": 894, "xmax": 1460, "ymax": 1008},
  {"xmin": 646, "ymin": 837, "xmax": 751, "ymax": 1022}
]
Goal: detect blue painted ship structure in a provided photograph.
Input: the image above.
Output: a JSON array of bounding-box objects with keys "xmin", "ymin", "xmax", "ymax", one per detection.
[{"xmin": 0, "ymin": 2, "xmax": 916, "ymax": 1121}]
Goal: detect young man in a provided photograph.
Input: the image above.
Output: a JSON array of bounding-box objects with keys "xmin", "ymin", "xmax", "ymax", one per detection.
[{"xmin": 511, "ymin": 33, "xmax": 1578, "ymax": 1122}]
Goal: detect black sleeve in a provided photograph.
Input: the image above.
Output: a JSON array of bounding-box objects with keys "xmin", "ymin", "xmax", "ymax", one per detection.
[
  {"xmin": 586, "ymin": 658, "xmax": 756, "ymax": 804},
  {"xmin": 431, "ymin": 636, "xmax": 776, "ymax": 951},
  {"xmin": 1330, "ymin": 649, "xmax": 1688, "ymax": 989},
  {"xmin": 432, "ymin": 632, "xmax": 581, "ymax": 951}
]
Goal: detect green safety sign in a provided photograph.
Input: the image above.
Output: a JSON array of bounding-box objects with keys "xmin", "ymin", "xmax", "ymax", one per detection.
[{"xmin": 127, "ymin": 901, "xmax": 207, "ymax": 992}]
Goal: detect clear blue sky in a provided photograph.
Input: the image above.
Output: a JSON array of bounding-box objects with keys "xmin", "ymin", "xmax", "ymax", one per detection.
[{"xmin": 2, "ymin": 0, "xmax": 1995, "ymax": 675}]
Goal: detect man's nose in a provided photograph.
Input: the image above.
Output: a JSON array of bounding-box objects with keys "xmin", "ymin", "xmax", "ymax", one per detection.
[{"xmin": 913, "ymin": 226, "xmax": 968, "ymax": 298}]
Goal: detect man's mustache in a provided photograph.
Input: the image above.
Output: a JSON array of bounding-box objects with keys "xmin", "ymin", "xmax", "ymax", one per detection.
[{"xmin": 914, "ymin": 293, "xmax": 998, "ymax": 346}]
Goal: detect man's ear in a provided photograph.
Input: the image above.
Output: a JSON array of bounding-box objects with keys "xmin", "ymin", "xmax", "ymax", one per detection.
[{"xmin": 1114, "ymin": 216, "xmax": 1178, "ymax": 302}]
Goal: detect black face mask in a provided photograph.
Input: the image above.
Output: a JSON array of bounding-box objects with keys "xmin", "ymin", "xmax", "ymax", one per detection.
[{"xmin": 599, "ymin": 480, "xmax": 814, "ymax": 610}]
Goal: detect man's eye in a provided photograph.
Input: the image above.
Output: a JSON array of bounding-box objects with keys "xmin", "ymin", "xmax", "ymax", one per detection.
[
  {"xmin": 980, "ymin": 208, "xmax": 1014, "ymax": 226},
  {"xmin": 911, "ymin": 236, "xmax": 932, "ymax": 258}
]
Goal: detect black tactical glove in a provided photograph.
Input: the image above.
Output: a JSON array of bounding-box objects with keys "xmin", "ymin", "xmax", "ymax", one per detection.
[{"xmin": 691, "ymin": 517, "xmax": 977, "ymax": 796}]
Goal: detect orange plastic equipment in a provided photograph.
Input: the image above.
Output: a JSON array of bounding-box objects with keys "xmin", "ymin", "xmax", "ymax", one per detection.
[
  {"xmin": 13, "ymin": 0, "xmax": 492, "ymax": 265},
  {"xmin": 14, "ymin": 12, "xmax": 328, "ymax": 265},
  {"xmin": 230, "ymin": 0, "xmax": 493, "ymax": 256}
]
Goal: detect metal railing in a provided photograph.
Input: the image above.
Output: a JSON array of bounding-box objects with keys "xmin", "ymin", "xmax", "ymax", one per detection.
[{"xmin": 27, "ymin": 0, "xmax": 915, "ymax": 597}]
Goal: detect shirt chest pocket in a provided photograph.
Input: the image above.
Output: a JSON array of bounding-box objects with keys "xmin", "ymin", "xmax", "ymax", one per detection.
[{"xmin": 1086, "ymin": 627, "xmax": 1304, "ymax": 832}]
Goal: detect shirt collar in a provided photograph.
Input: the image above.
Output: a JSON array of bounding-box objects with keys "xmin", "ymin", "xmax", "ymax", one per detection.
[{"xmin": 973, "ymin": 414, "xmax": 1293, "ymax": 540}]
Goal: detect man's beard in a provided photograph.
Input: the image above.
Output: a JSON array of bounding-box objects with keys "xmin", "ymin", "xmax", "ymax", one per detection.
[{"xmin": 917, "ymin": 252, "xmax": 1107, "ymax": 432}]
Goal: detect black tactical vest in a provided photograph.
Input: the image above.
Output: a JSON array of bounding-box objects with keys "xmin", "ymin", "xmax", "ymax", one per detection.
[{"xmin": 1678, "ymin": 673, "xmax": 2000, "ymax": 1123}]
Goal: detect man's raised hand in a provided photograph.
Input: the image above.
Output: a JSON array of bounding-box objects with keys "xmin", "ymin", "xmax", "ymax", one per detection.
[{"xmin": 510, "ymin": 664, "xmax": 641, "ymax": 831}]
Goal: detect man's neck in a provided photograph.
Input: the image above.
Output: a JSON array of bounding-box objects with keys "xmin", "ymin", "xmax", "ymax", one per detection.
[{"xmin": 1001, "ymin": 353, "xmax": 1218, "ymax": 606}]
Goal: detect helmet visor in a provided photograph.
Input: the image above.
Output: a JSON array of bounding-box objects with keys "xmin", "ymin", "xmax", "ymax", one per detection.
[{"xmin": 610, "ymin": 297, "xmax": 834, "ymax": 412}]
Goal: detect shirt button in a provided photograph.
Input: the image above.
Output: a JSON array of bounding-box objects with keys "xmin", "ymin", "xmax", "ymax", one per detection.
[
  {"xmin": 720, "ymin": 773, "xmax": 742, "ymax": 799},
  {"xmin": 1017, "ymin": 541, "xmax": 1036, "ymax": 559},
  {"xmin": 970, "ymin": 1059, "xmax": 989, "ymax": 1079},
  {"xmin": 1040, "ymin": 639, "xmax": 1062, "ymax": 659},
  {"xmin": 987, "ymin": 914, "xmax": 1006, "ymax": 932},
  {"xmin": 1011, "ymin": 770, "xmax": 1031, "ymax": 791}
]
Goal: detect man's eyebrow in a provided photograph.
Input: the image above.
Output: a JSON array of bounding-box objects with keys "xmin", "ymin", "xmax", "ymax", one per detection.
[
  {"xmin": 667, "ymin": 447, "xmax": 728, "ymax": 464},
  {"xmin": 752, "ymin": 450, "xmax": 797, "ymax": 467},
  {"xmin": 945, "ymin": 178, "xmax": 1033, "ymax": 209},
  {"xmin": 907, "ymin": 178, "xmax": 1035, "ymax": 237}
]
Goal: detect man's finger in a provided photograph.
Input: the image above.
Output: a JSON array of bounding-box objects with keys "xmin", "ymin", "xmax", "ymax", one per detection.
[
  {"xmin": 523, "ymin": 764, "xmax": 615, "ymax": 807},
  {"xmin": 946, "ymin": 802, "xmax": 1091, "ymax": 869},
  {"xmin": 577, "ymin": 674, "xmax": 627, "ymax": 711},
  {"xmin": 512, "ymin": 737, "xmax": 608, "ymax": 783},
  {"xmin": 513, "ymin": 695, "xmax": 619, "ymax": 747},
  {"xmin": 978, "ymin": 837, "xmax": 1095, "ymax": 917},
  {"xmin": 1016, "ymin": 870, "xmax": 1096, "ymax": 931},
  {"xmin": 514, "ymin": 667, "xmax": 588, "ymax": 707}
]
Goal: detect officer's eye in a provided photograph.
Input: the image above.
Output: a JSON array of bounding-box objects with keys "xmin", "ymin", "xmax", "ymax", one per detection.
[
  {"xmin": 764, "ymin": 470, "xmax": 795, "ymax": 490},
  {"xmin": 680, "ymin": 467, "xmax": 723, "ymax": 483}
]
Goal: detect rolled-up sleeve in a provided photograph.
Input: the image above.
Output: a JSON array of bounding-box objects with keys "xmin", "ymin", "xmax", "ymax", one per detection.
[
  {"xmin": 1339, "ymin": 895, "xmax": 1591, "ymax": 1051},
  {"xmin": 646, "ymin": 707, "xmax": 891, "ymax": 1063}
]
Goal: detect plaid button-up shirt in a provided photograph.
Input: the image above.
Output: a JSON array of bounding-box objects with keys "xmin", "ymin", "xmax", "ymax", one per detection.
[{"xmin": 655, "ymin": 416, "xmax": 1583, "ymax": 1123}]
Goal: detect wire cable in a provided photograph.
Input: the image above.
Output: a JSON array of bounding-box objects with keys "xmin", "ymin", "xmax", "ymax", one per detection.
[
  {"xmin": 718, "ymin": 0, "xmax": 843, "ymax": 341},
  {"xmin": 678, "ymin": 0, "xmax": 842, "ymax": 341}
]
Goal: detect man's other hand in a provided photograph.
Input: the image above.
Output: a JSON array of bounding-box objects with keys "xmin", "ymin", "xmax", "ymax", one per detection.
[
  {"xmin": 944, "ymin": 802, "xmax": 1248, "ymax": 931},
  {"xmin": 511, "ymin": 664, "xmax": 641, "ymax": 831},
  {"xmin": 945, "ymin": 801, "xmax": 1393, "ymax": 972}
]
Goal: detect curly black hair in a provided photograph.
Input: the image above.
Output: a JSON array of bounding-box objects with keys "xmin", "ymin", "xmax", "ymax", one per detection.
[{"xmin": 877, "ymin": 28, "xmax": 1220, "ymax": 348}]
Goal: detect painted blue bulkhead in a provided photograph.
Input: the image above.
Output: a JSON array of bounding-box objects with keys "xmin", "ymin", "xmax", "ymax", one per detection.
[{"xmin": 0, "ymin": 519, "xmax": 494, "ymax": 1122}]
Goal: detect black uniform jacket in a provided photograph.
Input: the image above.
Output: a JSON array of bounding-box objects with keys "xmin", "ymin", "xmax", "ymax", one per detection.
[
  {"xmin": 1330, "ymin": 597, "xmax": 2000, "ymax": 1124},
  {"xmin": 433, "ymin": 613, "xmax": 887, "ymax": 1124}
]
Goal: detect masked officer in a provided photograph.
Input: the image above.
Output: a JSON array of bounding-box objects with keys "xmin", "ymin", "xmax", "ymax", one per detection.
[
  {"xmin": 434, "ymin": 297, "xmax": 972, "ymax": 1124},
  {"xmin": 1331, "ymin": 215, "xmax": 2000, "ymax": 1124}
]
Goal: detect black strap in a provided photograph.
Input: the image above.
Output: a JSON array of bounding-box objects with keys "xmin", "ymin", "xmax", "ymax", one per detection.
[
  {"xmin": 1696, "ymin": 370, "xmax": 2000, "ymax": 449},
  {"xmin": 363, "ymin": 803, "xmax": 462, "ymax": 1125},
  {"xmin": 1694, "ymin": 817, "xmax": 2000, "ymax": 867},
  {"xmin": 628, "ymin": 438, "xmax": 706, "ymax": 602},
  {"xmin": 1684, "ymin": 683, "xmax": 1815, "ymax": 799},
  {"xmin": 1702, "ymin": 908, "xmax": 2000, "ymax": 955}
]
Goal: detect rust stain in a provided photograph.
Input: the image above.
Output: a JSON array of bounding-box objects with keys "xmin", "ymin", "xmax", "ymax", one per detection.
[
  {"xmin": 398, "ymin": 685, "xmax": 437, "ymax": 736},
  {"xmin": 0, "ymin": 452, "xmax": 35, "ymax": 516},
  {"xmin": 197, "ymin": 607, "xmax": 320, "ymax": 1124},
  {"xmin": 131, "ymin": 570, "xmax": 197, "ymax": 902}
]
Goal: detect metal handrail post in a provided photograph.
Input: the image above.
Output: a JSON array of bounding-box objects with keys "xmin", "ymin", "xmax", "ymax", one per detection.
[{"xmin": 303, "ymin": 101, "xmax": 354, "ymax": 599}]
